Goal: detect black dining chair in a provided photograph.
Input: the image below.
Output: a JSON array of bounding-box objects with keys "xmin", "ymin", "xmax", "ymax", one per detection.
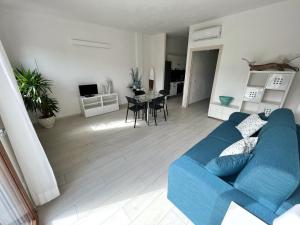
[
  {"xmin": 134, "ymin": 90, "xmax": 145, "ymax": 96},
  {"xmin": 125, "ymin": 96, "xmax": 146, "ymax": 128},
  {"xmin": 149, "ymin": 96, "xmax": 167, "ymax": 126},
  {"xmin": 159, "ymin": 90, "xmax": 169, "ymax": 116}
]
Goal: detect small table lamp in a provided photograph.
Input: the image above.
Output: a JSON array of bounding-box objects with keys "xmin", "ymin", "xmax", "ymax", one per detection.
[{"xmin": 273, "ymin": 205, "xmax": 300, "ymax": 225}]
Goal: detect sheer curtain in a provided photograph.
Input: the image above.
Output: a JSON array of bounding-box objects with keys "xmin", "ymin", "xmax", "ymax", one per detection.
[
  {"xmin": 0, "ymin": 149, "xmax": 32, "ymax": 225},
  {"xmin": 0, "ymin": 41, "xmax": 60, "ymax": 205}
]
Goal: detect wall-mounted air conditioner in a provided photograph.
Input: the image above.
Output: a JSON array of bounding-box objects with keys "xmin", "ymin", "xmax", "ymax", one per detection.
[
  {"xmin": 71, "ymin": 39, "xmax": 110, "ymax": 49},
  {"xmin": 192, "ymin": 26, "xmax": 222, "ymax": 41}
]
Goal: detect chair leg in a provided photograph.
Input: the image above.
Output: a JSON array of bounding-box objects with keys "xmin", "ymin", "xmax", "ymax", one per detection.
[
  {"xmin": 125, "ymin": 108, "xmax": 129, "ymax": 122},
  {"xmin": 134, "ymin": 112, "xmax": 137, "ymax": 128},
  {"xmin": 163, "ymin": 108, "xmax": 167, "ymax": 121},
  {"xmin": 166, "ymin": 104, "xmax": 168, "ymax": 116},
  {"xmin": 154, "ymin": 110, "xmax": 157, "ymax": 126}
]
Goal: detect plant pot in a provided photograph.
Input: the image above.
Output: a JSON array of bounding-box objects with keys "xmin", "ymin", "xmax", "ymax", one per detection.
[{"xmin": 38, "ymin": 116, "xmax": 55, "ymax": 128}]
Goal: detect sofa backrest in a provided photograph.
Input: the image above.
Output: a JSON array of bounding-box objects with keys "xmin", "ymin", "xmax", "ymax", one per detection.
[{"xmin": 234, "ymin": 108, "xmax": 300, "ymax": 212}]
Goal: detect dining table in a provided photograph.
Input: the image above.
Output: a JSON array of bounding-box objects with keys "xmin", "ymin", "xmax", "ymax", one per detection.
[{"xmin": 134, "ymin": 91, "xmax": 164, "ymax": 125}]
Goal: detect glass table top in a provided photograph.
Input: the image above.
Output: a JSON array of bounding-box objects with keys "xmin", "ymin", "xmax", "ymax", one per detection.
[{"xmin": 134, "ymin": 92, "xmax": 163, "ymax": 103}]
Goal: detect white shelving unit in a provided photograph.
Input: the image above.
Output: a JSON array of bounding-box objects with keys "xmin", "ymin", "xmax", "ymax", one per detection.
[
  {"xmin": 80, "ymin": 93, "xmax": 119, "ymax": 118},
  {"xmin": 241, "ymin": 71, "xmax": 295, "ymax": 116},
  {"xmin": 208, "ymin": 70, "xmax": 295, "ymax": 121}
]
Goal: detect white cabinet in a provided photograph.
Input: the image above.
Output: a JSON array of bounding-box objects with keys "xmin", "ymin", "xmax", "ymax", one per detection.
[
  {"xmin": 169, "ymin": 81, "xmax": 184, "ymax": 96},
  {"xmin": 208, "ymin": 103, "xmax": 240, "ymax": 121},
  {"xmin": 169, "ymin": 82, "xmax": 178, "ymax": 96},
  {"xmin": 80, "ymin": 93, "xmax": 119, "ymax": 118}
]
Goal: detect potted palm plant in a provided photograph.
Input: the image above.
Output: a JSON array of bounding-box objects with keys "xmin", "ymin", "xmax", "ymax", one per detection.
[{"xmin": 14, "ymin": 66, "xmax": 59, "ymax": 128}]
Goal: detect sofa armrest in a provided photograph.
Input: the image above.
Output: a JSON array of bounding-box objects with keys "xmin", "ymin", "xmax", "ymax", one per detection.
[{"xmin": 168, "ymin": 156, "xmax": 276, "ymax": 225}]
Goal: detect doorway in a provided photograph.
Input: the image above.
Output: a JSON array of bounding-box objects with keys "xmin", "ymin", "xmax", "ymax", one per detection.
[
  {"xmin": 183, "ymin": 46, "xmax": 222, "ymax": 108},
  {"xmin": 164, "ymin": 35, "xmax": 188, "ymax": 105}
]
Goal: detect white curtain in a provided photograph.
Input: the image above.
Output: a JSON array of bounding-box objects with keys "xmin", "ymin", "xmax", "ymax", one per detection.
[
  {"xmin": 0, "ymin": 154, "xmax": 31, "ymax": 225},
  {"xmin": 0, "ymin": 41, "xmax": 60, "ymax": 205}
]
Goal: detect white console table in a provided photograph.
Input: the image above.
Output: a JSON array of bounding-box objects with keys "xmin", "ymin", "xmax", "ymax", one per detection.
[
  {"xmin": 221, "ymin": 202, "xmax": 267, "ymax": 225},
  {"xmin": 80, "ymin": 93, "xmax": 119, "ymax": 118}
]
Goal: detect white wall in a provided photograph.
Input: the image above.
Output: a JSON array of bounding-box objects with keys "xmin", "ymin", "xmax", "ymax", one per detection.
[
  {"xmin": 189, "ymin": 50, "xmax": 219, "ymax": 104},
  {"xmin": 0, "ymin": 9, "xmax": 136, "ymax": 118},
  {"xmin": 142, "ymin": 33, "xmax": 166, "ymax": 91},
  {"xmin": 166, "ymin": 36, "xmax": 188, "ymax": 56},
  {"xmin": 183, "ymin": 0, "xmax": 300, "ymax": 123}
]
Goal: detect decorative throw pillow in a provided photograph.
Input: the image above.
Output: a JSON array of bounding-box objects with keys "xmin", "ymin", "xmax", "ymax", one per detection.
[
  {"xmin": 219, "ymin": 137, "xmax": 258, "ymax": 157},
  {"xmin": 236, "ymin": 114, "xmax": 267, "ymax": 138},
  {"xmin": 205, "ymin": 154, "xmax": 253, "ymax": 177}
]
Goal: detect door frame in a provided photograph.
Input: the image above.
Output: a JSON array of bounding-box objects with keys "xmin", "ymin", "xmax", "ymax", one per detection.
[{"xmin": 182, "ymin": 45, "xmax": 223, "ymax": 107}]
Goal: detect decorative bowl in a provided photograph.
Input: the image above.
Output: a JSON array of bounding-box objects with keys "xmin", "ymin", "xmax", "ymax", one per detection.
[{"xmin": 219, "ymin": 96, "xmax": 234, "ymax": 106}]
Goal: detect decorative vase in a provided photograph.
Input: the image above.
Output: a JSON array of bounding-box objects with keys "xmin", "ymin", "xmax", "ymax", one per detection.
[
  {"xmin": 219, "ymin": 96, "xmax": 234, "ymax": 106},
  {"xmin": 38, "ymin": 116, "xmax": 55, "ymax": 128}
]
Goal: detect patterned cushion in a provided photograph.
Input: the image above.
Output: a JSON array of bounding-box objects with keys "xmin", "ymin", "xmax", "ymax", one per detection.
[
  {"xmin": 236, "ymin": 114, "xmax": 267, "ymax": 138},
  {"xmin": 220, "ymin": 137, "xmax": 258, "ymax": 157}
]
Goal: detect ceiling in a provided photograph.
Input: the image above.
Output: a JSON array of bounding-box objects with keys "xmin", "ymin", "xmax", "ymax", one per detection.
[{"xmin": 0, "ymin": 0, "xmax": 286, "ymax": 36}]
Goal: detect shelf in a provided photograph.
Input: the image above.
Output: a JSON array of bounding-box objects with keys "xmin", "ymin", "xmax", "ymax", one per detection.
[
  {"xmin": 249, "ymin": 70, "xmax": 296, "ymax": 74},
  {"xmin": 102, "ymin": 99, "xmax": 117, "ymax": 103},
  {"xmin": 246, "ymin": 85, "xmax": 265, "ymax": 89},
  {"xmin": 211, "ymin": 102, "xmax": 239, "ymax": 109},
  {"xmin": 265, "ymin": 87, "xmax": 286, "ymax": 91},
  {"xmin": 84, "ymin": 101, "xmax": 102, "ymax": 107},
  {"xmin": 84, "ymin": 105, "xmax": 101, "ymax": 110},
  {"xmin": 242, "ymin": 99, "xmax": 260, "ymax": 103},
  {"xmin": 261, "ymin": 101, "xmax": 281, "ymax": 106}
]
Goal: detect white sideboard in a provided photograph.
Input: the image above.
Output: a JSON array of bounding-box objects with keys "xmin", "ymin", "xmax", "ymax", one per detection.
[
  {"xmin": 208, "ymin": 103, "xmax": 240, "ymax": 121},
  {"xmin": 80, "ymin": 93, "xmax": 119, "ymax": 118}
]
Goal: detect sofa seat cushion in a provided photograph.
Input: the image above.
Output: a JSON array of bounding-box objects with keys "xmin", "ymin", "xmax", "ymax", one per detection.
[
  {"xmin": 184, "ymin": 137, "xmax": 232, "ymax": 165},
  {"xmin": 208, "ymin": 121, "xmax": 243, "ymax": 144}
]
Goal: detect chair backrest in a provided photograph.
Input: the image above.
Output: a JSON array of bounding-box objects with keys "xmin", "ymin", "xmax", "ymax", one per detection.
[
  {"xmin": 134, "ymin": 90, "xmax": 145, "ymax": 96},
  {"xmin": 152, "ymin": 96, "xmax": 165, "ymax": 105},
  {"xmin": 126, "ymin": 96, "xmax": 139, "ymax": 105},
  {"xmin": 159, "ymin": 90, "xmax": 168, "ymax": 96}
]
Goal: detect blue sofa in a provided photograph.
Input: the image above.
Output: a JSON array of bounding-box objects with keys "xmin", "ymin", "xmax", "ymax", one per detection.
[{"xmin": 168, "ymin": 108, "xmax": 300, "ymax": 225}]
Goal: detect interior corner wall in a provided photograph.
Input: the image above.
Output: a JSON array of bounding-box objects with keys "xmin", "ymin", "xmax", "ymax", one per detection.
[
  {"xmin": 166, "ymin": 36, "xmax": 188, "ymax": 56},
  {"xmin": 0, "ymin": 8, "xmax": 136, "ymax": 118},
  {"xmin": 188, "ymin": 50, "xmax": 219, "ymax": 104},
  {"xmin": 184, "ymin": 0, "xmax": 300, "ymax": 122},
  {"xmin": 142, "ymin": 33, "xmax": 166, "ymax": 92}
]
